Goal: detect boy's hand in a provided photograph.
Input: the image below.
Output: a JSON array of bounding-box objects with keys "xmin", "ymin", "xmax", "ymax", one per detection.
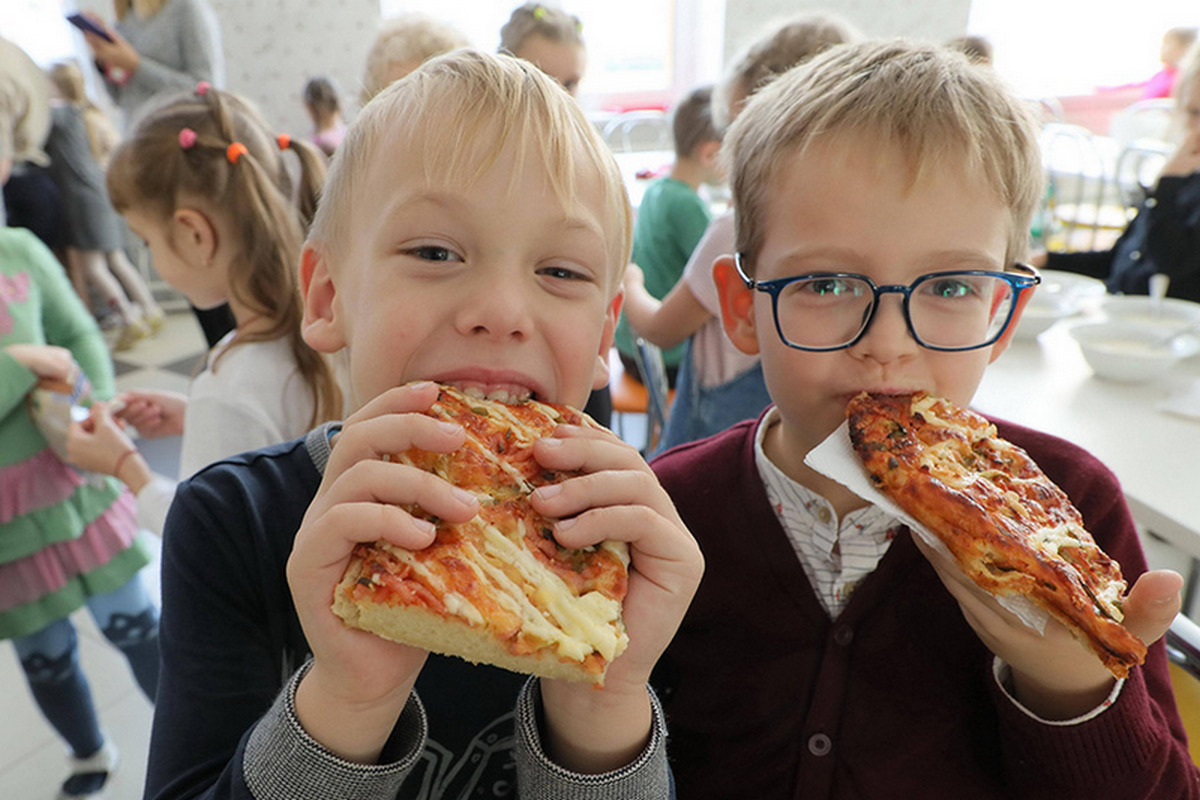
[
  {"xmin": 528, "ymin": 425, "xmax": 704, "ymax": 772},
  {"xmin": 114, "ymin": 389, "xmax": 188, "ymax": 438},
  {"xmin": 5, "ymin": 343, "xmax": 75, "ymax": 382},
  {"xmin": 286, "ymin": 383, "xmax": 480, "ymax": 763},
  {"xmin": 912, "ymin": 534, "xmax": 1181, "ymax": 719}
]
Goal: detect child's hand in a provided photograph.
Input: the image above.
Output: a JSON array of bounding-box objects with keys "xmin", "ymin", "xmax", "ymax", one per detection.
[
  {"xmin": 286, "ymin": 382, "xmax": 480, "ymax": 763},
  {"xmin": 81, "ymin": 13, "xmax": 139, "ymax": 74},
  {"xmin": 912, "ymin": 534, "xmax": 1182, "ymax": 719},
  {"xmin": 66, "ymin": 402, "xmax": 153, "ymax": 492},
  {"xmin": 114, "ymin": 389, "xmax": 188, "ymax": 438},
  {"xmin": 528, "ymin": 424, "xmax": 704, "ymax": 772},
  {"xmin": 622, "ymin": 262, "xmax": 646, "ymax": 296},
  {"xmin": 5, "ymin": 343, "xmax": 75, "ymax": 382}
]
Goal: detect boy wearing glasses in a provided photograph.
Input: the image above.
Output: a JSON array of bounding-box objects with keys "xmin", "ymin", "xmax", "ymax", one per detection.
[{"xmin": 651, "ymin": 41, "xmax": 1198, "ymax": 799}]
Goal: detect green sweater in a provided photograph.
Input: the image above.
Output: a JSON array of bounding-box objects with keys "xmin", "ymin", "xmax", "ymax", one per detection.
[
  {"xmin": 616, "ymin": 177, "xmax": 712, "ymax": 369},
  {"xmin": 0, "ymin": 227, "xmax": 114, "ymax": 468},
  {"xmin": 0, "ymin": 227, "xmax": 135, "ymax": 574}
]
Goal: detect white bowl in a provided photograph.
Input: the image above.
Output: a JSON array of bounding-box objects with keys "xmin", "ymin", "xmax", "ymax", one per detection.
[
  {"xmin": 1069, "ymin": 321, "xmax": 1200, "ymax": 382},
  {"xmin": 1098, "ymin": 295, "xmax": 1200, "ymax": 330}
]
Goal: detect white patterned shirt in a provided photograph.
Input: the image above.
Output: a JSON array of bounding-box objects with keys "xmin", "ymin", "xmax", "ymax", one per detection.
[{"xmin": 753, "ymin": 408, "xmax": 903, "ymax": 617}]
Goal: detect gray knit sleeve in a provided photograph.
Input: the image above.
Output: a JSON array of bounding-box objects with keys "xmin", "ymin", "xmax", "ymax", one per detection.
[
  {"xmin": 243, "ymin": 660, "xmax": 427, "ymax": 800},
  {"xmin": 514, "ymin": 679, "xmax": 673, "ymax": 799}
]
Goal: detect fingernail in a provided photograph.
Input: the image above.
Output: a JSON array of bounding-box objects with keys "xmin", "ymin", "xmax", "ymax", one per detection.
[
  {"xmin": 534, "ymin": 484, "xmax": 562, "ymax": 500},
  {"xmin": 555, "ymin": 516, "xmax": 577, "ymax": 531},
  {"xmin": 540, "ymin": 437, "xmax": 563, "ymax": 447},
  {"xmin": 438, "ymin": 421, "xmax": 461, "ymax": 434},
  {"xmin": 414, "ymin": 518, "xmax": 436, "ymax": 536},
  {"xmin": 452, "ymin": 487, "xmax": 477, "ymax": 505}
]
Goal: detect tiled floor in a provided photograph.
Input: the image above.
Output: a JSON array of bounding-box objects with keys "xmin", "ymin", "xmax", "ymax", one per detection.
[
  {"xmin": 0, "ymin": 312, "xmax": 206, "ymax": 800},
  {"xmin": 2, "ymin": 312, "xmax": 1195, "ymax": 798}
]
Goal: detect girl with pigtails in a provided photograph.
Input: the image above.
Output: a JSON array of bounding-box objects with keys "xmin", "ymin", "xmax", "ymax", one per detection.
[{"xmin": 64, "ymin": 83, "xmax": 342, "ymax": 535}]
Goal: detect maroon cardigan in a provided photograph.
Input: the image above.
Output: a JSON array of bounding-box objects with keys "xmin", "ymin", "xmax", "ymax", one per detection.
[{"xmin": 652, "ymin": 415, "xmax": 1199, "ymax": 799}]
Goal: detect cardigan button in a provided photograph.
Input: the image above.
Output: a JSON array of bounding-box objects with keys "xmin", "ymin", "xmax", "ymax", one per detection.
[
  {"xmin": 833, "ymin": 624, "xmax": 854, "ymax": 646},
  {"xmin": 808, "ymin": 733, "xmax": 832, "ymax": 757}
]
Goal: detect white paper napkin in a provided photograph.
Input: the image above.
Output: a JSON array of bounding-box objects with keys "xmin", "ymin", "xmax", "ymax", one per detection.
[{"xmin": 804, "ymin": 422, "xmax": 1048, "ymax": 634}]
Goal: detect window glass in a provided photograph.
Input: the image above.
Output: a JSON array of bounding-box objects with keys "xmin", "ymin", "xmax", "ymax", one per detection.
[{"xmin": 968, "ymin": 0, "xmax": 1197, "ymax": 97}]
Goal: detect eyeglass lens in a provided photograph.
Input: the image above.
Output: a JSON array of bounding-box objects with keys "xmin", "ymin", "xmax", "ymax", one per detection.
[{"xmin": 774, "ymin": 273, "xmax": 1017, "ymax": 349}]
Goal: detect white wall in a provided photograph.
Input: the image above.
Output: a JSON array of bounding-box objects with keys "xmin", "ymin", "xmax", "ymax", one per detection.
[{"xmin": 722, "ymin": 0, "xmax": 971, "ymax": 62}]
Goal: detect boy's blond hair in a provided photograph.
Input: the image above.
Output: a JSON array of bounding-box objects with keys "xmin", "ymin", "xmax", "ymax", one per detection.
[
  {"xmin": 714, "ymin": 13, "xmax": 860, "ymax": 132},
  {"xmin": 310, "ymin": 49, "xmax": 631, "ymax": 295},
  {"xmin": 727, "ymin": 40, "xmax": 1043, "ymax": 273},
  {"xmin": 360, "ymin": 13, "xmax": 470, "ymax": 105}
]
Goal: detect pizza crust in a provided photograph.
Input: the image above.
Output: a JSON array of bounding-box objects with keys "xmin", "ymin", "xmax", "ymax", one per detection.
[{"xmin": 333, "ymin": 556, "xmax": 603, "ymax": 683}]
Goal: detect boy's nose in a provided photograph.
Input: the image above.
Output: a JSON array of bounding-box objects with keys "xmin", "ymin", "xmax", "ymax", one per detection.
[
  {"xmin": 455, "ymin": 274, "xmax": 533, "ymax": 341},
  {"xmin": 852, "ymin": 295, "xmax": 918, "ymax": 362}
]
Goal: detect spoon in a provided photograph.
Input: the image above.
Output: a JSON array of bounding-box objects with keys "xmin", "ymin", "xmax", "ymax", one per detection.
[
  {"xmin": 1148, "ymin": 317, "xmax": 1200, "ymax": 349},
  {"xmin": 1149, "ymin": 273, "xmax": 1170, "ymax": 319}
]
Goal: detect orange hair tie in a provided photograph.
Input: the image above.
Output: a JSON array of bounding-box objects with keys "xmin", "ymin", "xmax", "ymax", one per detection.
[
  {"xmin": 276, "ymin": 133, "xmax": 291, "ymax": 150},
  {"xmin": 225, "ymin": 142, "xmax": 249, "ymax": 164}
]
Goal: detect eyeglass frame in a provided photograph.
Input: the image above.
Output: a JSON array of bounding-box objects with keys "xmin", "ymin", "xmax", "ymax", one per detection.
[{"xmin": 732, "ymin": 253, "xmax": 1042, "ymax": 352}]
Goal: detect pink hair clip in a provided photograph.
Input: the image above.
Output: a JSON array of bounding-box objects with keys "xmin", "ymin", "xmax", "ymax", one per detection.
[
  {"xmin": 195, "ymin": 81, "xmax": 211, "ymax": 96},
  {"xmin": 178, "ymin": 128, "xmax": 198, "ymax": 149}
]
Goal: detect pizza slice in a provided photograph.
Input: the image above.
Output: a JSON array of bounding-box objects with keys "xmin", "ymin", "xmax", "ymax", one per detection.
[
  {"xmin": 846, "ymin": 390, "xmax": 1147, "ymax": 678},
  {"xmin": 332, "ymin": 385, "xmax": 630, "ymax": 684}
]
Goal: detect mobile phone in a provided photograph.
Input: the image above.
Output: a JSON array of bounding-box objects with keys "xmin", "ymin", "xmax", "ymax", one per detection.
[{"xmin": 66, "ymin": 13, "xmax": 114, "ymax": 42}]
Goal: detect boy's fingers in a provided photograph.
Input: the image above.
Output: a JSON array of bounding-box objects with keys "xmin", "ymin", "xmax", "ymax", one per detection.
[
  {"xmin": 547, "ymin": 503, "xmax": 700, "ymax": 570},
  {"xmin": 316, "ymin": 460, "xmax": 478, "ymax": 528},
  {"xmin": 344, "ymin": 382, "xmax": 442, "ymax": 426},
  {"xmin": 297, "ymin": 501, "xmax": 441, "ymax": 567},
  {"xmin": 1122, "ymin": 570, "xmax": 1184, "ymax": 646},
  {"xmin": 533, "ymin": 425, "xmax": 645, "ymax": 473},
  {"xmin": 327, "ymin": 415, "xmax": 466, "ymax": 476},
  {"xmin": 531, "ymin": 469, "xmax": 679, "ymax": 529}
]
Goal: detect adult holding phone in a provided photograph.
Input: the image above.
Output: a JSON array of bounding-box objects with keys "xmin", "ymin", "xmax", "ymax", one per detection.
[
  {"xmin": 78, "ymin": 0, "xmax": 223, "ymax": 128},
  {"xmin": 78, "ymin": 0, "xmax": 233, "ymax": 348}
]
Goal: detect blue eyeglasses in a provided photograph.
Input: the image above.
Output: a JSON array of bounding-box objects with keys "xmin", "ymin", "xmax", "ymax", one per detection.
[{"xmin": 734, "ymin": 253, "xmax": 1041, "ymax": 352}]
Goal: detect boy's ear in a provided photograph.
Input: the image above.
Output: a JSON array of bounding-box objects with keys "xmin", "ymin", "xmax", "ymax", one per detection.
[
  {"xmin": 299, "ymin": 244, "xmax": 346, "ymax": 354},
  {"xmin": 713, "ymin": 256, "xmax": 761, "ymax": 355},
  {"xmin": 696, "ymin": 139, "xmax": 722, "ymax": 168},
  {"xmin": 591, "ymin": 290, "xmax": 623, "ymax": 391},
  {"xmin": 987, "ymin": 286, "xmax": 1036, "ymax": 363},
  {"xmin": 172, "ymin": 207, "xmax": 217, "ymax": 267}
]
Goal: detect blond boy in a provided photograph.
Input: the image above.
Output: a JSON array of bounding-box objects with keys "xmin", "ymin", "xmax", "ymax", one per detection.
[
  {"xmin": 145, "ymin": 50, "xmax": 702, "ymax": 800},
  {"xmin": 652, "ymin": 41, "xmax": 1197, "ymax": 799}
]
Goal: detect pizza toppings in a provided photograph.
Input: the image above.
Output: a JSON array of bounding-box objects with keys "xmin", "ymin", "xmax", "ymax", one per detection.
[
  {"xmin": 333, "ymin": 385, "xmax": 630, "ymax": 683},
  {"xmin": 846, "ymin": 390, "xmax": 1147, "ymax": 678}
]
